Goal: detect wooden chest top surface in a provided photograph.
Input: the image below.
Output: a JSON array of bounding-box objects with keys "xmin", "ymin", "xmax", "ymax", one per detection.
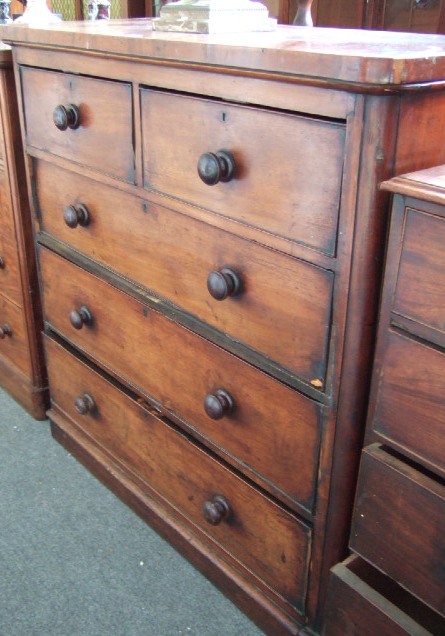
[{"xmin": 2, "ymin": 20, "xmax": 445, "ymax": 87}]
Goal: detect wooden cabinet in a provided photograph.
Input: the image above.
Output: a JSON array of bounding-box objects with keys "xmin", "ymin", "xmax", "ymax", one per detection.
[
  {"xmin": 280, "ymin": 0, "xmax": 445, "ymax": 33},
  {"xmin": 0, "ymin": 45, "xmax": 47, "ymax": 419},
  {"xmin": 323, "ymin": 166, "xmax": 445, "ymax": 635},
  {"xmin": 4, "ymin": 20, "xmax": 445, "ymax": 634}
]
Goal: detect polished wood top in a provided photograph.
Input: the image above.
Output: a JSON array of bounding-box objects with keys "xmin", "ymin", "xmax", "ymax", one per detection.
[
  {"xmin": 381, "ymin": 165, "xmax": 445, "ymax": 205},
  {"xmin": 2, "ymin": 20, "xmax": 445, "ymax": 89}
]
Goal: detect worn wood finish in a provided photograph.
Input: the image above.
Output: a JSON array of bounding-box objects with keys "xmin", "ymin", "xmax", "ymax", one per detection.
[
  {"xmin": 350, "ymin": 445, "xmax": 445, "ymax": 617},
  {"xmin": 323, "ymin": 556, "xmax": 445, "ymax": 636},
  {"xmin": 0, "ymin": 46, "xmax": 47, "ymax": 419},
  {"xmin": 6, "ymin": 21, "xmax": 445, "ymax": 635},
  {"xmin": 35, "ymin": 161, "xmax": 333, "ymax": 387},
  {"xmin": 141, "ymin": 88, "xmax": 345, "ymax": 255},
  {"xmin": 372, "ymin": 330, "xmax": 445, "ymax": 477},
  {"xmin": 40, "ymin": 247, "xmax": 323, "ymax": 514},
  {"xmin": 20, "ymin": 67, "xmax": 135, "ymax": 182},
  {"xmin": 45, "ymin": 335, "xmax": 311, "ymax": 615}
]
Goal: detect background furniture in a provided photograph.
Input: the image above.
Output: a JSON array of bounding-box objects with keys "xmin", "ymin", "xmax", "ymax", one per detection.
[
  {"xmin": 276, "ymin": 0, "xmax": 445, "ymax": 32},
  {"xmin": 0, "ymin": 44, "xmax": 47, "ymax": 419},
  {"xmin": 323, "ymin": 166, "xmax": 445, "ymax": 635},
  {"xmin": 4, "ymin": 21, "xmax": 445, "ymax": 635}
]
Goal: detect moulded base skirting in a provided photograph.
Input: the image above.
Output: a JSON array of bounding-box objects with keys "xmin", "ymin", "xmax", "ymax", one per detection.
[{"xmin": 0, "ymin": 354, "xmax": 48, "ymax": 420}]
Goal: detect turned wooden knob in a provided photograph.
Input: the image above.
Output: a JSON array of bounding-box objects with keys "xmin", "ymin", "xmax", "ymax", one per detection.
[
  {"xmin": 204, "ymin": 389, "xmax": 235, "ymax": 420},
  {"xmin": 69, "ymin": 305, "xmax": 92, "ymax": 330},
  {"xmin": 0, "ymin": 256, "xmax": 5, "ymax": 269},
  {"xmin": 53, "ymin": 104, "xmax": 80, "ymax": 131},
  {"xmin": 74, "ymin": 393, "xmax": 95, "ymax": 415},
  {"xmin": 64, "ymin": 203, "xmax": 90, "ymax": 228},
  {"xmin": 0, "ymin": 323, "xmax": 12, "ymax": 339},
  {"xmin": 207, "ymin": 268, "xmax": 241, "ymax": 301},
  {"xmin": 202, "ymin": 495, "xmax": 231, "ymax": 525},
  {"xmin": 293, "ymin": 0, "xmax": 313, "ymax": 26},
  {"xmin": 197, "ymin": 150, "xmax": 236, "ymax": 185}
]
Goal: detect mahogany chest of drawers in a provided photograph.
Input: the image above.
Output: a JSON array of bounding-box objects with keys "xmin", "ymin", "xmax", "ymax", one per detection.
[
  {"xmin": 323, "ymin": 167, "xmax": 445, "ymax": 635},
  {"xmin": 4, "ymin": 20, "xmax": 445, "ymax": 634},
  {"xmin": 0, "ymin": 44, "xmax": 46, "ymax": 418}
]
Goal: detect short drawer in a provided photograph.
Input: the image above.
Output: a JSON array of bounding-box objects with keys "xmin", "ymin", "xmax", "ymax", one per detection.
[
  {"xmin": 36, "ymin": 161, "xmax": 333, "ymax": 387},
  {"xmin": 371, "ymin": 330, "xmax": 445, "ymax": 476},
  {"xmin": 393, "ymin": 207, "xmax": 445, "ymax": 338},
  {"xmin": 39, "ymin": 247, "xmax": 323, "ymax": 513},
  {"xmin": 20, "ymin": 66, "xmax": 134, "ymax": 182},
  {"xmin": 45, "ymin": 334, "xmax": 311, "ymax": 613},
  {"xmin": 141, "ymin": 89, "xmax": 345, "ymax": 256},
  {"xmin": 350, "ymin": 444, "xmax": 445, "ymax": 617},
  {"xmin": 0, "ymin": 295, "xmax": 31, "ymax": 376},
  {"xmin": 323, "ymin": 556, "xmax": 445, "ymax": 636}
]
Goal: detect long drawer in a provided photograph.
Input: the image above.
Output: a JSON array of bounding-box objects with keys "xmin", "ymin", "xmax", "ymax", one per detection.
[
  {"xmin": 372, "ymin": 330, "xmax": 445, "ymax": 476},
  {"xmin": 39, "ymin": 247, "xmax": 323, "ymax": 513},
  {"xmin": 20, "ymin": 66, "xmax": 134, "ymax": 182},
  {"xmin": 45, "ymin": 334, "xmax": 311, "ymax": 613},
  {"xmin": 0, "ymin": 295, "xmax": 31, "ymax": 376},
  {"xmin": 36, "ymin": 161, "xmax": 333, "ymax": 387},
  {"xmin": 141, "ymin": 88, "xmax": 346, "ymax": 256},
  {"xmin": 350, "ymin": 444, "xmax": 445, "ymax": 617}
]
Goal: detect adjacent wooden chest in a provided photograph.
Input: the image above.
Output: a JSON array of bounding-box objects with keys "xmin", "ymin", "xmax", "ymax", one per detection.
[
  {"xmin": 323, "ymin": 166, "xmax": 445, "ymax": 635},
  {"xmin": 5, "ymin": 20, "xmax": 445, "ymax": 634},
  {"xmin": 0, "ymin": 45, "xmax": 47, "ymax": 418}
]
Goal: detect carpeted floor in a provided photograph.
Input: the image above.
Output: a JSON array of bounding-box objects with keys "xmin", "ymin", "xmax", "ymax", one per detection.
[{"xmin": 0, "ymin": 387, "xmax": 264, "ymax": 636}]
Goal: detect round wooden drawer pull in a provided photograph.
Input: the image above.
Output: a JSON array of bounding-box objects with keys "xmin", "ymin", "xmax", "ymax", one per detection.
[
  {"xmin": 69, "ymin": 305, "xmax": 93, "ymax": 330},
  {"xmin": 202, "ymin": 495, "xmax": 231, "ymax": 525},
  {"xmin": 204, "ymin": 389, "xmax": 234, "ymax": 420},
  {"xmin": 0, "ymin": 323, "xmax": 12, "ymax": 339},
  {"xmin": 74, "ymin": 393, "xmax": 95, "ymax": 415},
  {"xmin": 64, "ymin": 203, "xmax": 90, "ymax": 229},
  {"xmin": 53, "ymin": 104, "xmax": 81, "ymax": 131},
  {"xmin": 197, "ymin": 150, "xmax": 236, "ymax": 186},
  {"xmin": 207, "ymin": 267, "xmax": 241, "ymax": 301}
]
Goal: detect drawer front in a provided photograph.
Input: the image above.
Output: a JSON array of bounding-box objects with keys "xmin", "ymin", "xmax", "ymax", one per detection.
[
  {"xmin": 141, "ymin": 89, "xmax": 345, "ymax": 256},
  {"xmin": 40, "ymin": 247, "xmax": 322, "ymax": 512},
  {"xmin": 36, "ymin": 161, "xmax": 333, "ymax": 386},
  {"xmin": 393, "ymin": 208, "xmax": 445, "ymax": 337},
  {"xmin": 350, "ymin": 445, "xmax": 445, "ymax": 616},
  {"xmin": 323, "ymin": 558, "xmax": 439, "ymax": 636},
  {"xmin": 20, "ymin": 67, "xmax": 134, "ymax": 182},
  {"xmin": 0, "ymin": 295, "xmax": 31, "ymax": 376},
  {"xmin": 372, "ymin": 330, "xmax": 445, "ymax": 475},
  {"xmin": 0, "ymin": 126, "xmax": 22, "ymax": 306},
  {"xmin": 45, "ymin": 334, "xmax": 311, "ymax": 611}
]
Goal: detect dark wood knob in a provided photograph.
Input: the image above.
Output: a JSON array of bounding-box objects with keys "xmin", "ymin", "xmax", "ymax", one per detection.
[
  {"xmin": 207, "ymin": 267, "xmax": 241, "ymax": 301},
  {"xmin": 204, "ymin": 389, "xmax": 234, "ymax": 420},
  {"xmin": 197, "ymin": 150, "xmax": 236, "ymax": 185},
  {"xmin": 69, "ymin": 305, "xmax": 92, "ymax": 330},
  {"xmin": 293, "ymin": 0, "xmax": 313, "ymax": 26},
  {"xmin": 0, "ymin": 256, "xmax": 5, "ymax": 269},
  {"xmin": 64, "ymin": 203, "xmax": 90, "ymax": 228},
  {"xmin": 74, "ymin": 393, "xmax": 95, "ymax": 415},
  {"xmin": 53, "ymin": 104, "xmax": 80, "ymax": 131},
  {"xmin": 0, "ymin": 323, "xmax": 12, "ymax": 339},
  {"xmin": 202, "ymin": 495, "xmax": 231, "ymax": 525}
]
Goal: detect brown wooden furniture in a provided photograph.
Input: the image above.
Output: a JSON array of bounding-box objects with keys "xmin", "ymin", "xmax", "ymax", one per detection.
[
  {"xmin": 322, "ymin": 166, "xmax": 445, "ymax": 635},
  {"xmin": 0, "ymin": 44, "xmax": 47, "ymax": 419},
  {"xmin": 3, "ymin": 20, "xmax": 445, "ymax": 634},
  {"xmin": 279, "ymin": 0, "xmax": 445, "ymax": 33}
]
